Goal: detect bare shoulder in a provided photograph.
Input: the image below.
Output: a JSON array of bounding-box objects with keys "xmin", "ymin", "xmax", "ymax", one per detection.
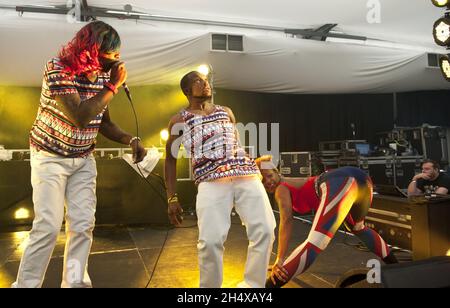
[
  {"xmin": 275, "ymin": 184, "xmax": 290, "ymax": 199},
  {"xmin": 220, "ymin": 106, "xmax": 236, "ymax": 122},
  {"xmin": 221, "ymin": 105, "xmax": 234, "ymax": 114},
  {"xmin": 169, "ymin": 113, "xmax": 184, "ymax": 126},
  {"xmin": 274, "ymin": 184, "xmax": 293, "ymax": 211}
]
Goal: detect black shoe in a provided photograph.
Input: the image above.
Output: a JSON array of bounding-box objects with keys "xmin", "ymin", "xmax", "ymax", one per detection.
[{"xmin": 383, "ymin": 251, "xmax": 399, "ymax": 264}]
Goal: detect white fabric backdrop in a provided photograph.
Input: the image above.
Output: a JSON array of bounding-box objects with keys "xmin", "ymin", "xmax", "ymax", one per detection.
[{"xmin": 0, "ymin": 0, "xmax": 449, "ymax": 93}]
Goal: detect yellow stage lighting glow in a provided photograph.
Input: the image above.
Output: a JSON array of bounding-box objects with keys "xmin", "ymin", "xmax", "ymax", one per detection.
[
  {"xmin": 160, "ymin": 129, "xmax": 170, "ymax": 142},
  {"xmin": 197, "ymin": 64, "xmax": 210, "ymax": 76},
  {"xmin": 14, "ymin": 208, "xmax": 30, "ymax": 220},
  {"xmin": 433, "ymin": 18, "xmax": 450, "ymax": 46},
  {"xmin": 439, "ymin": 55, "xmax": 450, "ymax": 81},
  {"xmin": 432, "ymin": 0, "xmax": 450, "ymax": 8}
]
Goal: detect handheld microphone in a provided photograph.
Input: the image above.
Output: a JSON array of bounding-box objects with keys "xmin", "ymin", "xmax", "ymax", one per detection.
[
  {"xmin": 122, "ymin": 82, "xmax": 132, "ymax": 102},
  {"xmin": 109, "ymin": 60, "xmax": 132, "ymax": 102}
]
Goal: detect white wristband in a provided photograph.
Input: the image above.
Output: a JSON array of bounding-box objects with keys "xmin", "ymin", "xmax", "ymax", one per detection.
[{"xmin": 129, "ymin": 136, "xmax": 141, "ymax": 146}]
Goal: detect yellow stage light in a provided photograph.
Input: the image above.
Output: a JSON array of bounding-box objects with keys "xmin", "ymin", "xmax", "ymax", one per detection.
[
  {"xmin": 160, "ymin": 129, "xmax": 170, "ymax": 142},
  {"xmin": 433, "ymin": 17, "xmax": 450, "ymax": 46},
  {"xmin": 439, "ymin": 55, "xmax": 450, "ymax": 81},
  {"xmin": 14, "ymin": 208, "xmax": 30, "ymax": 220},
  {"xmin": 432, "ymin": 0, "xmax": 450, "ymax": 8},
  {"xmin": 197, "ymin": 64, "xmax": 210, "ymax": 76}
]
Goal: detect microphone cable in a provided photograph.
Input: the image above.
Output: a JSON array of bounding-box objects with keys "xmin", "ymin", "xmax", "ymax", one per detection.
[
  {"xmin": 121, "ymin": 84, "xmax": 172, "ymax": 288},
  {"xmin": 123, "ymin": 84, "xmax": 167, "ymax": 206}
]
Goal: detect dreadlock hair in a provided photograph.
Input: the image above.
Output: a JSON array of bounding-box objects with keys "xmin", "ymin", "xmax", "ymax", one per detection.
[{"xmin": 58, "ymin": 21, "xmax": 121, "ymax": 76}]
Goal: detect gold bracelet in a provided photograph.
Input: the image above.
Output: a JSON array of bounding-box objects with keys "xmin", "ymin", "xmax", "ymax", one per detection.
[{"xmin": 168, "ymin": 194, "xmax": 179, "ymax": 203}]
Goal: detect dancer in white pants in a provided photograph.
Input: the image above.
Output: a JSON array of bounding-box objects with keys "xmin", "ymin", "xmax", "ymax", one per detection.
[
  {"xmin": 196, "ymin": 176, "xmax": 275, "ymax": 287},
  {"xmin": 13, "ymin": 21, "xmax": 146, "ymax": 288},
  {"xmin": 165, "ymin": 71, "xmax": 276, "ymax": 288}
]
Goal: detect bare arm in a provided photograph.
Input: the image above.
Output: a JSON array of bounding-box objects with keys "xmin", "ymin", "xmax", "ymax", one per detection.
[
  {"xmin": 55, "ymin": 90, "xmax": 114, "ymax": 129},
  {"xmin": 56, "ymin": 62, "xmax": 127, "ymax": 129},
  {"xmin": 164, "ymin": 114, "xmax": 183, "ymax": 199},
  {"xmin": 408, "ymin": 173, "xmax": 429, "ymax": 196},
  {"xmin": 435, "ymin": 187, "xmax": 449, "ymax": 195},
  {"xmin": 99, "ymin": 109, "xmax": 133, "ymax": 145},
  {"xmin": 407, "ymin": 179, "xmax": 423, "ymax": 196},
  {"xmin": 164, "ymin": 114, "xmax": 184, "ymax": 225},
  {"xmin": 268, "ymin": 185, "xmax": 294, "ymax": 284},
  {"xmin": 99, "ymin": 109, "xmax": 147, "ymax": 163},
  {"xmin": 274, "ymin": 185, "xmax": 294, "ymax": 263}
]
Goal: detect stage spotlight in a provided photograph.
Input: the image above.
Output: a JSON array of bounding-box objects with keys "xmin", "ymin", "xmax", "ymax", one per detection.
[
  {"xmin": 433, "ymin": 17, "xmax": 450, "ymax": 46},
  {"xmin": 196, "ymin": 63, "xmax": 215, "ymax": 103},
  {"xmin": 197, "ymin": 64, "xmax": 210, "ymax": 76},
  {"xmin": 160, "ymin": 129, "xmax": 169, "ymax": 142},
  {"xmin": 439, "ymin": 55, "xmax": 450, "ymax": 81},
  {"xmin": 431, "ymin": 0, "xmax": 450, "ymax": 8},
  {"xmin": 14, "ymin": 208, "xmax": 30, "ymax": 220}
]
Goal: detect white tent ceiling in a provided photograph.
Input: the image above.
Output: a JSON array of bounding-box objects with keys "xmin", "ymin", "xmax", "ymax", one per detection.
[{"xmin": 1, "ymin": 0, "xmax": 450, "ymax": 93}]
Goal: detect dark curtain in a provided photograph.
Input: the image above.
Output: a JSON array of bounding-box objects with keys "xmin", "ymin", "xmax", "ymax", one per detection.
[
  {"xmin": 396, "ymin": 90, "xmax": 450, "ymax": 127},
  {"xmin": 216, "ymin": 89, "xmax": 394, "ymax": 151}
]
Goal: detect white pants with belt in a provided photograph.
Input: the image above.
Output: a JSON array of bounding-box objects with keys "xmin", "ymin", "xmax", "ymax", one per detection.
[
  {"xmin": 196, "ymin": 175, "xmax": 276, "ymax": 288},
  {"xmin": 12, "ymin": 151, "xmax": 97, "ymax": 288}
]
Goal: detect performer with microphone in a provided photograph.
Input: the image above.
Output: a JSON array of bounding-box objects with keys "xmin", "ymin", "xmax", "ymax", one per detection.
[{"xmin": 13, "ymin": 21, "xmax": 146, "ymax": 288}]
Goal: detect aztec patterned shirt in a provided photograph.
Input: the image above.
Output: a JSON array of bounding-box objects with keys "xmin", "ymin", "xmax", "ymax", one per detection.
[
  {"xmin": 180, "ymin": 105, "xmax": 260, "ymax": 184},
  {"xmin": 30, "ymin": 58, "xmax": 109, "ymax": 157}
]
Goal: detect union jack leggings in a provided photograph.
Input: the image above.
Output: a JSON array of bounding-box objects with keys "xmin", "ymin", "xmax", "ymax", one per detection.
[{"xmin": 266, "ymin": 167, "xmax": 397, "ymax": 288}]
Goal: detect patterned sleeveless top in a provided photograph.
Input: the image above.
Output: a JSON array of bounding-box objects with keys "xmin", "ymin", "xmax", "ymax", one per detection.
[{"xmin": 180, "ymin": 105, "xmax": 260, "ymax": 184}]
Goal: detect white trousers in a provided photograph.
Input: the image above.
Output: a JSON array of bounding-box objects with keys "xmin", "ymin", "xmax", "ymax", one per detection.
[
  {"xmin": 196, "ymin": 176, "xmax": 276, "ymax": 288},
  {"xmin": 12, "ymin": 151, "xmax": 97, "ymax": 288}
]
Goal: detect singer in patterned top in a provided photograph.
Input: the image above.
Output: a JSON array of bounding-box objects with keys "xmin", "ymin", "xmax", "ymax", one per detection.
[
  {"xmin": 13, "ymin": 21, "xmax": 146, "ymax": 288},
  {"xmin": 164, "ymin": 71, "xmax": 276, "ymax": 288}
]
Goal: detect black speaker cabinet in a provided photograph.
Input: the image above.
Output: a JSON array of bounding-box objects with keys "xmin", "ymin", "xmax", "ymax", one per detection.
[
  {"xmin": 381, "ymin": 256, "xmax": 450, "ymax": 288},
  {"xmin": 280, "ymin": 152, "xmax": 312, "ymax": 178},
  {"xmin": 336, "ymin": 257, "xmax": 450, "ymax": 288}
]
